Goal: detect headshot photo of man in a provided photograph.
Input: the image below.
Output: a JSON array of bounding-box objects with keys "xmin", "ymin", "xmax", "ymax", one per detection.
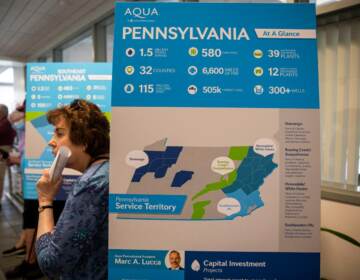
[{"xmin": 167, "ymin": 250, "xmax": 184, "ymax": 270}]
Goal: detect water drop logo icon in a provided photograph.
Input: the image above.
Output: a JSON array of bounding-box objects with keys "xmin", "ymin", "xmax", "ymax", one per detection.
[
  {"xmin": 191, "ymin": 259, "xmax": 201, "ymax": 272},
  {"xmin": 124, "ymin": 84, "xmax": 134, "ymax": 94}
]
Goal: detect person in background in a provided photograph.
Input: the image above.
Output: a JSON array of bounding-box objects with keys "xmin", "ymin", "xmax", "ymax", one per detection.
[
  {"xmin": 2, "ymin": 102, "xmax": 26, "ymax": 258},
  {"xmin": 0, "ymin": 104, "xmax": 16, "ymax": 210},
  {"xmin": 4, "ymin": 101, "xmax": 47, "ymax": 280},
  {"xmin": 36, "ymin": 99, "xmax": 109, "ymax": 279}
]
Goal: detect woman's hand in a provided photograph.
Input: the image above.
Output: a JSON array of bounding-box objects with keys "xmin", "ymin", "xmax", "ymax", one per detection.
[{"xmin": 37, "ymin": 169, "xmax": 62, "ymax": 206}]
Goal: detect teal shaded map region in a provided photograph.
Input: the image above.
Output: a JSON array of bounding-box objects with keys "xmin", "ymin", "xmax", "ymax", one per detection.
[{"xmin": 223, "ymin": 148, "xmax": 278, "ymax": 195}]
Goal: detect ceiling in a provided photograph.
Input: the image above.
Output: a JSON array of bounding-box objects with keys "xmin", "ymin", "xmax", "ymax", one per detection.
[
  {"xmin": 0, "ymin": 0, "xmax": 115, "ymax": 62},
  {"xmin": 0, "ymin": 0, "xmax": 356, "ymax": 61}
]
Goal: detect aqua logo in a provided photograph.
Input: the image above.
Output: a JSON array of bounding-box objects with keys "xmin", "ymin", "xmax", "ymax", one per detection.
[
  {"xmin": 191, "ymin": 260, "xmax": 201, "ymax": 272},
  {"xmin": 124, "ymin": 7, "xmax": 159, "ymax": 19},
  {"xmin": 30, "ymin": 66, "xmax": 45, "ymax": 74}
]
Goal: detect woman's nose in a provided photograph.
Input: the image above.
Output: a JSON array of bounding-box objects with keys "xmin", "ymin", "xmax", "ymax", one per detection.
[{"xmin": 48, "ymin": 137, "xmax": 56, "ymax": 147}]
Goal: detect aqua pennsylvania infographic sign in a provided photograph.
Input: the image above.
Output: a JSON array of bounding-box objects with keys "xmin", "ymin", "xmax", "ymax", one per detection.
[
  {"xmin": 24, "ymin": 63, "xmax": 112, "ymax": 199},
  {"xmin": 109, "ymin": 3, "xmax": 320, "ymax": 280}
]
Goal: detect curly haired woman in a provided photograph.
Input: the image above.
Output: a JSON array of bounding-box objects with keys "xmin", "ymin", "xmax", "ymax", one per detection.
[{"xmin": 35, "ymin": 99, "xmax": 109, "ymax": 280}]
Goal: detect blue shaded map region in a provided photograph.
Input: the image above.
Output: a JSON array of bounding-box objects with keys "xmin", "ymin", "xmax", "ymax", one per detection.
[
  {"xmin": 226, "ymin": 189, "xmax": 264, "ymax": 218},
  {"xmin": 223, "ymin": 148, "xmax": 278, "ymax": 195},
  {"xmin": 132, "ymin": 147, "xmax": 183, "ymax": 182},
  {"xmin": 171, "ymin": 170, "xmax": 194, "ymax": 187}
]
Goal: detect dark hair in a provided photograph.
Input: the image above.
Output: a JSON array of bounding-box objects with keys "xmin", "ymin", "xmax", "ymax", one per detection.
[
  {"xmin": 47, "ymin": 99, "xmax": 110, "ymax": 158},
  {"xmin": 16, "ymin": 100, "xmax": 26, "ymax": 112},
  {"xmin": 0, "ymin": 104, "xmax": 8, "ymax": 117}
]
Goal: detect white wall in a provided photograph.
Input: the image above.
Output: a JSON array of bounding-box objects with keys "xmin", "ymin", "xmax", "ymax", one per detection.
[
  {"xmin": 321, "ymin": 199, "xmax": 360, "ymax": 280},
  {"xmin": 13, "ymin": 66, "xmax": 25, "ymax": 105}
]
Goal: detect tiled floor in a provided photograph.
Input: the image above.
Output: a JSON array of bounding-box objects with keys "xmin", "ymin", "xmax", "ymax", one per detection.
[
  {"xmin": 0, "ymin": 198, "xmax": 46, "ymax": 280},
  {"xmin": 0, "ymin": 198, "xmax": 22, "ymax": 250},
  {"xmin": 0, "ymin": 197, "xmax": 23, "ymax": 280}
]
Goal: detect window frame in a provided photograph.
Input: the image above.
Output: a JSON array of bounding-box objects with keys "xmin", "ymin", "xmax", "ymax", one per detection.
[{"xmin": 318, "ymin": 4, "xmax": 360, "ymax": 206}]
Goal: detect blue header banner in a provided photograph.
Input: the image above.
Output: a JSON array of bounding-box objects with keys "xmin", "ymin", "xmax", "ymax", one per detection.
[
  {"xmin": 112, "ymin": 3, "xmax": 319, "ymax": 109},
  {"xmin": 27, "ymin": 63, "xmax": 111, "ymax": 112}
]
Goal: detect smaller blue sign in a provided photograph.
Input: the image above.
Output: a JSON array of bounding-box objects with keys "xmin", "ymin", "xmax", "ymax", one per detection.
[{"xmin": 24, "ymin": 63, "xmax": 112, "ymax": 200}]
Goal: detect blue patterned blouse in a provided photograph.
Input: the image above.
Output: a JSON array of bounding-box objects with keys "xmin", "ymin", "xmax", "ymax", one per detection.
[{"xmin": 36, "ymin": 161, "xmax": 109, "ymax": 280}]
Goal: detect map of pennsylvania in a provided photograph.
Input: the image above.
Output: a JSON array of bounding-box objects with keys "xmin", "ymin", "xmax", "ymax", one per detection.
[{"xmin": 120, "ymin": 139, "xmax": 278, "ymax": 220}]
